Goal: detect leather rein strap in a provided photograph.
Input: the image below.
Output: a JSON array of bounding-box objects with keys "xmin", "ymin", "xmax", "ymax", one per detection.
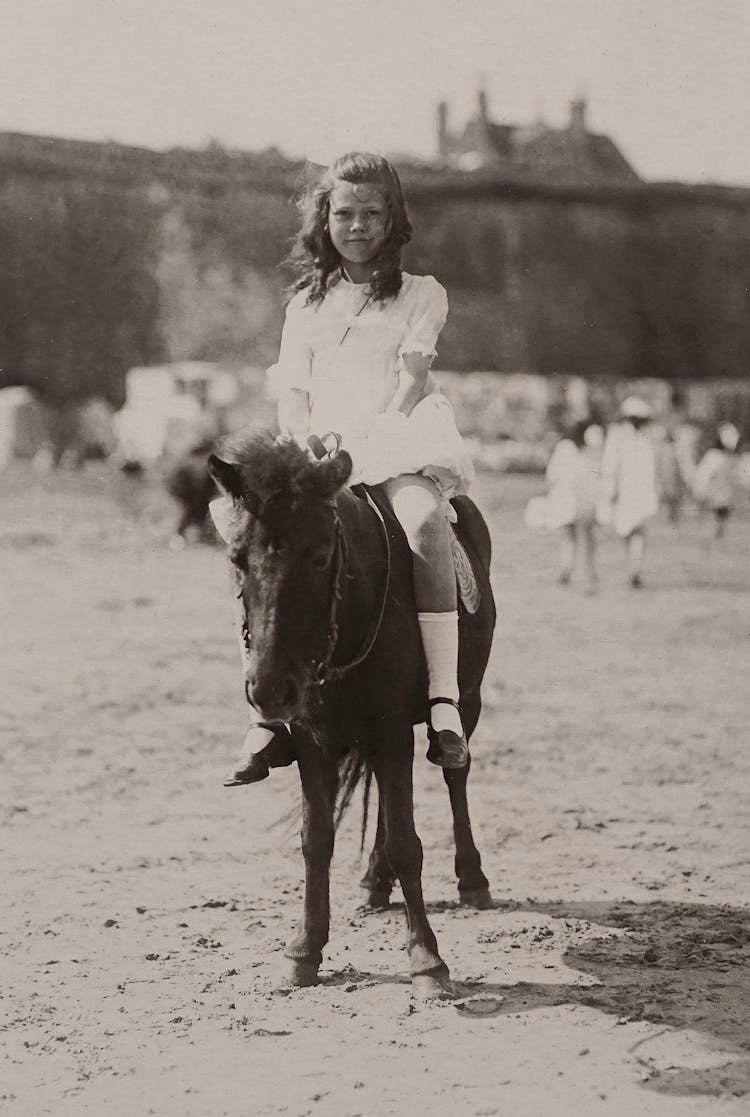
[{"xmin": 312, "ymin": 491, "xmax": 391, "ymax": 686}]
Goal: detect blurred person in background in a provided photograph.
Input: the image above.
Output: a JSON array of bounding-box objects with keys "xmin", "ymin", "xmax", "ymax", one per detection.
[
  {"xmin": 656, "ymin": 429, "xmax": 685, "ymax": 524},
  {"xmin": 668, "ymin": 387, "xmax": 702, "ymax": 495},
  {"xmin": 692, "ymin": 422, "xmax": 741, "ymax": 545},
  {"xmin": 165, "ymin": 435, "xmax": 218, "ymax": 549},
  {"xmin": 598, "ymin": 397, "xmax": 659, "ymax": 589},
  {"xmin": 543, "ymin": 417, "xmax": 604, "ymax": 593}
]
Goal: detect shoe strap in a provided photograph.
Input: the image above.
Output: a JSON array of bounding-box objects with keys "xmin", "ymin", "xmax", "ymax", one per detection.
[{"xmin": 428, "ymin": 697, "xmax": 461, "ymax": 713}]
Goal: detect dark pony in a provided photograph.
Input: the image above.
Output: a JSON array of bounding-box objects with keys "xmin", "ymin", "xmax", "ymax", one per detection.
[
  {"xmin": 209, "ymin": 432, "xmax": 496, "ymax": 998},
  {"xmin": 287, "ymin": 151, "xmax": 412, "ymax": 305}
]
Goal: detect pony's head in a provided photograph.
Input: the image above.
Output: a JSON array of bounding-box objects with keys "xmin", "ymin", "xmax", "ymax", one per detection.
[{"xmin": 208, "ymin": 432, "xmax": 353, "ymax": 722}]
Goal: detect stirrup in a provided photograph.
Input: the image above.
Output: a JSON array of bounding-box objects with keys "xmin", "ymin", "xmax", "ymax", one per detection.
[{"xmin": 426, "ymin": 698, "xmax": 468, "ymax": 770}]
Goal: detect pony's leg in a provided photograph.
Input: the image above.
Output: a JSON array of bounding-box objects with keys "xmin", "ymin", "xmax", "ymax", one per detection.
[
  {"xmin": 359, "ymin": 797, "xmax": 394, "ymax": 909},
  {"xmin": 442, "ymin": 756, "xmax": 493, "ymax": 909},
  {"xmin": 444, "ymin": 691, "xmax": 493, "ymax": 908},
  {"xmin": 374, "ymin": 729, "xmax": 451, "ymax": 998},
  {"xmin": 282, "ymin": 742, "xmax": 337, "ymax": 987}
]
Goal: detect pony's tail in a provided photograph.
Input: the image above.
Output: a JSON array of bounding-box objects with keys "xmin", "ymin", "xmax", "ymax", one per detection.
[{"xmin": 335, "ymin": 752, "xmax": 373, "ymax": 855}]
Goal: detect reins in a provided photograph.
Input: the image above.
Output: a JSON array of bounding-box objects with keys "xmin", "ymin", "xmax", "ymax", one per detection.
[{"xmin": 311, "ymin": 491, "xmax": 391, "ymax": 686}]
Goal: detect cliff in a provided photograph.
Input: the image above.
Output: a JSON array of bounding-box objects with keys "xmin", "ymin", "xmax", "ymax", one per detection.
[{"xmin": 1, "ymin": 132, "xmax": 749, "ymax": 406}]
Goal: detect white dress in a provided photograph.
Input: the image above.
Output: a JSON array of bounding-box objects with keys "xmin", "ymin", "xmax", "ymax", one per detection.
[
  {"xmin": 692, "ymin": 449, "xmax": 734, "ymax": 510},
  {"xmin": 269, "ymin": 272, "xmax": 474, "ymax": 496},
  {"xmin": 544, "ymin": 439, "xmax": 600, "ymax": 528},
  {"xmin": 599, "ymin": 423, "xmax": 659, "ymax": 537}
]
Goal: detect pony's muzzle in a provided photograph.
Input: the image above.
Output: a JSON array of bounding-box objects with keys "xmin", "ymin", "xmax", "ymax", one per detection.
[{"xmin": 246, "ymin": 671, "xmax": 304, "ymax": 722}]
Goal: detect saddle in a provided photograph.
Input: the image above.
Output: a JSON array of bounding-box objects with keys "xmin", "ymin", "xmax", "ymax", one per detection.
[{"xmin": 354, "ymin": 484, "xmax": 481, "ymax": 615}]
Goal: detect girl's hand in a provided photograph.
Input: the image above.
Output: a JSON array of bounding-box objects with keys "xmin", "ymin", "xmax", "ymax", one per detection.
[{"xmin": 307, "ymin": 432, "xmax": 342, "ymax": 460}]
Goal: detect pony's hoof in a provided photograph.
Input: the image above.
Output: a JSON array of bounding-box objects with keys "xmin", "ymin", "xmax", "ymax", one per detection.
[
  {"xmin": 359, "ymin": 888, "xmax": 392, "ymax": 911},
  {"xmin": 459, "ymin": 888, "xmax": 495, "ymax": 910},
  {"xmin": 279, "ymin": 959, "xmax": 320, "ymax": 988},
  {"xmin": 411, "ymin": 971, "xmax": 454, "ymax": 1002}
]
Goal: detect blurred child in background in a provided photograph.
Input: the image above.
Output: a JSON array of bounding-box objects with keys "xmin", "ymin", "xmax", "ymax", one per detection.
[
  {"xmin": 165, "ymin": 436, "xmax": 217, "ymax": 549},
  {"xmin": 656, "ymin": 429, "xmax": 685, "ymax": 524},
  {"xmin": 692, "ymin": 422, "xmax": 740, "ymax": 544},
  {"xmin": 543, "ymin": 417, "xmax": 604, "ymax": 593},
  {"xmin": 598, "ymin": 397, "xmax": 659, "ymax": 589}
]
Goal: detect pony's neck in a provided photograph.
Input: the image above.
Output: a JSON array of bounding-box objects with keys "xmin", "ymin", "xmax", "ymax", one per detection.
[{"xmin": 333, "ymin": 490, "xmax": 385, "ymax": 663}]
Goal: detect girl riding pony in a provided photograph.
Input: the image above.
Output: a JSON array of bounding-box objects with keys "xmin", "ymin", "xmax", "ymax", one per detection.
[{"xmin": 220, "ymin": 151, "xmax": 476, "ymax": 784}]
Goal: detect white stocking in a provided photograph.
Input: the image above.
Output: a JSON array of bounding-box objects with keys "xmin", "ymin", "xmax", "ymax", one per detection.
[{"xmin": 417, "ymin": 611, "xmax": 463, "ymax": 735}]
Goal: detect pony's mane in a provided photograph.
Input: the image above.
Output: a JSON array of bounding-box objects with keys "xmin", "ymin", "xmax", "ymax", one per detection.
[{"xmin": 218, "ymin": 429, "xmax": 335, "ymax": 503}]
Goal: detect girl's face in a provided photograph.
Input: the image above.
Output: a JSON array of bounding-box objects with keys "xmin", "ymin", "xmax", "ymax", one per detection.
[{"xmin": 327, "ymin": 180, "xmax": 389, "ymax": 279}]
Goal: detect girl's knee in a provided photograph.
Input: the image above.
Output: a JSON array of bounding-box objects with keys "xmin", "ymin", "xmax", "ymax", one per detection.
[
  {"xmin": 386, "ymin": 476, "xmax": 445, "ymax": 553},
  {"xmin": 386, "ymin": 474, "xmax": 440, "ymax": 518}
]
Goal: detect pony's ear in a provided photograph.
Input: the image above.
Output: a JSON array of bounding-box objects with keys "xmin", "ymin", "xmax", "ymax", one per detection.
[
  {"xmin": 208, "ymin": 454, "xmax": 262, "ymax": 516},
  {"xmin": 208, "ymin": 454, "xmax": 243, "ymax": 498},
  {"xmin": 314, "ymin": 450, "xmax": 353, "ymax": 497}
]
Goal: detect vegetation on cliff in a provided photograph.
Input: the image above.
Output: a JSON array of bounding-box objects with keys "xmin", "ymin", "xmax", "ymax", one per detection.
[{"xmin": 1, "ymin": 133, "xmax": 749, "ymax": 406}]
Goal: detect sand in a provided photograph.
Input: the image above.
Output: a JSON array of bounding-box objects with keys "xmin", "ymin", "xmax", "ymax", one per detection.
[{"xmin": 2, "ymin": 463, "xmax": 749, "ymax": 1116}]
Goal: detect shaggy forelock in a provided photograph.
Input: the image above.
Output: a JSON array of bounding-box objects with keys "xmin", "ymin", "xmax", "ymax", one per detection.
[{"xmin": 218, "ymin": 430, "xmax": 324, "ymax": 503}]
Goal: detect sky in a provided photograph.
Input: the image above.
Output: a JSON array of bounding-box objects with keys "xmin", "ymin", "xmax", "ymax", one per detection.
[{"xmin": 1, "ymin": 0, "xmax": 749, "ymax": 185}]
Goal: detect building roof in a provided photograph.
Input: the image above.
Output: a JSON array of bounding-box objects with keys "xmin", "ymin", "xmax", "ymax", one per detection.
[{"xmin": 438, "ymin": 93, "xmax": 640, "ymax": 185}]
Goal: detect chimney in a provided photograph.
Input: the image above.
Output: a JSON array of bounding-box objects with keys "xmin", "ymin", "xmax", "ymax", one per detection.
[
  {"xmin": 478, "ymin": 86, "xmax": 489, "ymax": 125},
  {"xmin": 437, "ymin": 101, "xmax": 449, "ymax": 158},
  {"xmin": 569, "ymin": 97, "xmax": 587, "ymax": 140}
]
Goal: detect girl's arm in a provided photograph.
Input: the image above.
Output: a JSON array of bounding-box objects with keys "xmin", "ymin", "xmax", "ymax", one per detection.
[
  {"xmin": 271, "ymin": 291, "xmax": 313, "ymax": 444},
  {"xmin": 278, "ymin": 387, "xmax": 311, "ymax": 446},
  {"xmin": 387, "ymin": 277, "xmax": 449, "ymax": 416},
  {"xmin": 387, "ymin": 352, "xmax": 432, "ymax": 416}
]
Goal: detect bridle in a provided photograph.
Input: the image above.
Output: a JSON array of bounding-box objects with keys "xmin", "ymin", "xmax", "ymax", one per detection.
[{"xmin": 238, "ymin": 491, "xmax": 391, "ymax": 700}]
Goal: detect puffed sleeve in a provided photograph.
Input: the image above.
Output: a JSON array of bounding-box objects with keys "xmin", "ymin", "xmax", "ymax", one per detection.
[
  {"xmin": 266, "ymin": 290, "xmax": 313, "ymax": 392},
  {"xmin": 398, "ymin": 275, "xmax": 449, "ymax": 363}
]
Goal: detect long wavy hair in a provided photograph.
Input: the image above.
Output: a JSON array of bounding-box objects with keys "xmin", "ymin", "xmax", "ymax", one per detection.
[{"xmin": 287, "ymin": 152, "xmax": 412, "ymax": 305}]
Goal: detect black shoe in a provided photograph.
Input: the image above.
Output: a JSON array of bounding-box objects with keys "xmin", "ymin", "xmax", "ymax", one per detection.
[
  {"xmin": 224, "ymin": 755, "xmax": 270, "ymax": 787},
  {"xmin": 224, "ymin": 723, "xmax": 295, "ymax": 787},
  {"xmin": 425, "ymin": 698, "xmax": 469, "ymax": 769}
]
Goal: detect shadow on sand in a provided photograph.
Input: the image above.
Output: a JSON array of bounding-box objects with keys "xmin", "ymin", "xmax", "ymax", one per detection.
[{"xmin": 364, "ymin": 896, "xmax": 750, "ymax": 1099}]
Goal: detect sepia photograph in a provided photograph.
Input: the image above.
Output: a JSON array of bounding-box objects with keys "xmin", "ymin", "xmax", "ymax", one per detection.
[{"xmin": 2, "ymin": 1, "xmax": 749, "ymax": 1113}]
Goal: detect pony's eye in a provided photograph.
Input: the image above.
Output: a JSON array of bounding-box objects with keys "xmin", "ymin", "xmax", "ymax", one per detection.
[{"xmin": 305, "ymin": 548, "xmax": 331, "ymax": 571}]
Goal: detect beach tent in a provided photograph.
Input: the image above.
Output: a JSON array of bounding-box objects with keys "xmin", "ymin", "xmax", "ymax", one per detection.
[{"xmin": 0, "ymin": 387, "xmax": 46, "ymax": 468}]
